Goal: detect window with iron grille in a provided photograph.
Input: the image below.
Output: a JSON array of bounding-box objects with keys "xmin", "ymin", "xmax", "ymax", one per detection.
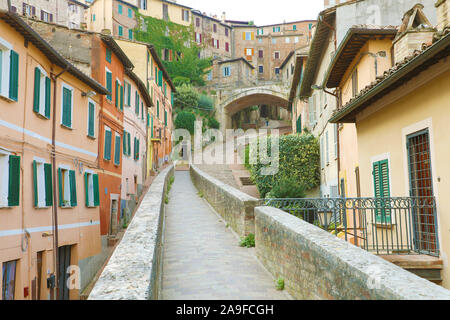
[{"xmin": 2, "ymin": 260, "xmax": 17, "ymax": 300}]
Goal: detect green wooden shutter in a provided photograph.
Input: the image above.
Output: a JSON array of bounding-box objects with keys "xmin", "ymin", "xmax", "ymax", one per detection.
[
  {"xmin": 104, "ymin": 130, "xmax": 112, "ymax": 160},
  {"xmin": 296, "ymin": 115, "xmax": 302, "ymax": 133},
  {"xmin": 58, "ymin": 168, "xmax": 63, "ymax": 207},
  {"xmin": 133, "ymin": 137, "xmax": 137, "ymax": 160},
  {"xmin": 115, "ymin": 80, "xmax": 119, "ymax": 108},
  {"xmin": 84, "ymin": 172, "xmax": 89, "ymax": 207},
  {"xmin": 33, "ymin": 160, "xmax": 38, "ymax": 207},
  {"xmin": 373, "ymin": 160, "xmax": 391, "ymax": 223},
  {"xmin": 147, "ymin": 113, "xmax": 150, "ymax": 127},
  {"xmin": 120, "ymin": 85, "xmax": 124, "ymax": 111},
  {"xmin": 135, "ymin": 91, "xmax": 139, "ymax": 114},
  {"xmin": 93, "ymin": 174, "xmax": 100, "ymax": 206},
  {"xmin": 151, "ymin": 116, "xmax": 153, "ymax": 138},
  {"xmin": 127, "ymin": 132, "xmax": 131, "ymax": 156},
  {"xmin": 33, "ymin": 67, "xmax": 41, "ymax": 113},
  {"xmin": 88, "ymin": 102, "xmax": 95, "ymax": 137},
  {"xmin": 127, "ymin": 83, "xmax": 131, "ymax": 106},
  {"xmin": 69, "ymin": 170, "xmax": 77, "ymax": 207},
  {"xmin": 8, "ymin": 155, "xmax": 20, "ymax": 207},
  {"xmin": 123, "ymin": 130, "xmax": 127, "ymax": 155},
  {"xmin": 45, "ymin": 77, "xmax": 51, "ymax": 118},
  {"xmin": 44, "ymin": 163, "xmax": 53, "ymax": 207},
  {"xmin": 106, "ymin": 72, "xmax": 112, "ymax": 100},
  {"xmin": 106, "ymin": 48, "xmax": 111, "ymax": 63},
  {"xmin": 114, "ymin": 135, "xmax": 121, "ymax": 165},
  {"xmin": 62, "ymin": 88, "xmax": 72, "ymax": 127},
  {"xmin": 9, "ymin": 50, "xmax": 19, "ymax": 101},
  {"xmin": 158, "ymin": 70, "xmax": 163, "ymax": 88}
]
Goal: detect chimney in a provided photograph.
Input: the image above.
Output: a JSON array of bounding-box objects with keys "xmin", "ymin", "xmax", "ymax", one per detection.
[
  {"xmin": 435, "ymin": 0, "xmax": 449, "ymax": 31},
  {"xmin": 392, "ymin": 4, "xmax": 436, "ymax": 63},
  {"xmin": 221, "ymin": 12, "xmax": 226, "ymax": 22}
]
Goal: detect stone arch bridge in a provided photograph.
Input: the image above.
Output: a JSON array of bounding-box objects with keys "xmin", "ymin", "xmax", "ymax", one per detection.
[{"xmin": 214, "ymin": 81, "xmax": 292, "ymax": 134}]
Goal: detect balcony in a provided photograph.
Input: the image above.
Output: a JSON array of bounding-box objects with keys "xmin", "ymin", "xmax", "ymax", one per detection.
[{"xmin": 263, "ymin": 196, "xmax": 440, "ymax": 257}]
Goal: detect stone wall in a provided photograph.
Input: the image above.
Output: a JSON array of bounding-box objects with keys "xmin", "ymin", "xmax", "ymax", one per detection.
[
  {"xmin": 436, "ymin": 0, "xmax": 449, "ymax": 31},
  {"xmin": 88, "ymin": 165, "xmax": 174, "ymax": 300},
  {"xmin": 190, "ymin": 165, "xmax": 259, "ymax": 237},
  {"xmin": 255, "ymin": 206, "xmax": 450, "ymax": 300}
]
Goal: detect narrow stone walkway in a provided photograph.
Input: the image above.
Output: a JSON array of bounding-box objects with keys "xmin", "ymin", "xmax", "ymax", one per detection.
[{"xmin": 162, "ymin": 171, "xmax": 290, "ymax": 300}]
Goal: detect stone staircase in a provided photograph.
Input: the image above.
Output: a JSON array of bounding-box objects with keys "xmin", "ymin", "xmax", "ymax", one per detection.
[{"xmin": 380, "ymin": 255, "xmax": 444, "ymax": 285}]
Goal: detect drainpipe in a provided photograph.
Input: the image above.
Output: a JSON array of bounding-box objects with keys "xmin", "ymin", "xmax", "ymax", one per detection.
[
  {"xmin": 50, "ymin": 65, "xmax": 69, "ymax": 300},
  {"xmin": 7, "ymin": 0, "xmax": 11, "ymax": 11}
]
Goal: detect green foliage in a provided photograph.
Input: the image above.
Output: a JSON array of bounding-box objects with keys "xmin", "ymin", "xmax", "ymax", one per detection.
[
  {"xmin": 198, "ymin": 94, "xmax": 214, "ymax": 111},
  {"xmin": 266, "ymin": 176, "xmax": 307, "ymax": 199},
  {"xmin": 174, "ymin": 84, "xmax": 199, "ymax": 110},
  {"xmin": 207, "ymin": 117, "xmax": 220, "ymax": 130},
  {"xmin": 276, "ymin": 278, "xmax": 285, "ymax": 291},
  {"xmin": 247, "ymin": 133, "xmax": 320, "ymax": 198},
  {"xmin": 134, "ymin": 13, "xmax": 210, "ymax": 86},
  {"xmin": 174, "ymin": 111, "xmax": 196, "ymax": 134},
  {"xmin": 239, "ymin": 233, "xmax": 255, "ymax": 248},
  {"xmin": 173, "ymin": 76, "xmax": 191, "ymax": 87},
  {"xmin": 165, "ymin": 175, "xmax": 175, "ymax": 204}
]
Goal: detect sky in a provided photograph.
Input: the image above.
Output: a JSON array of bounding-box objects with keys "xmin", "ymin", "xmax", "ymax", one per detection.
[{"xmin": 179, "ymin": 0, "xmax": 324, "ymax": 26}]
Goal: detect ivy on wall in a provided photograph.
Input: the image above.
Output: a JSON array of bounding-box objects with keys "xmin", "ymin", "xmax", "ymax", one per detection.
[{"xmin": 134, "ymin": 12, "xmax": 211, "ymax": 86}]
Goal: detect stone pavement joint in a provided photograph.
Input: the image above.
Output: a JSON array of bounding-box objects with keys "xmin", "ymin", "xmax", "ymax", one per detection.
[{"xmin": 162, "ymin": 171, "xmax": 291, "ymax": 300}]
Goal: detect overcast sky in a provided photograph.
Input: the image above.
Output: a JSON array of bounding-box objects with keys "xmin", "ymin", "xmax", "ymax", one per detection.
[{"xmin": 179, "ymin": 0, "xmax": 324, "ymax": 26}]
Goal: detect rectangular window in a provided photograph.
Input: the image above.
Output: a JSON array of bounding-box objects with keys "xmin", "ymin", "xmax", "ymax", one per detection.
[
  {"xmin": 33, "ymin": 67, "xmax": 51, "ymax": 119},
  {"xmin": 285, "ymin": 37, "xmax": 290, "ymax": 43},
  {"xmin": 106, "ymin": 48, "xmax": 112, "ymax": 63},
  {"xmin": 195, "ymin": 32, "xmax": 202, "ymax": 44},
  {"xmin": 223, "ymin": 66, "xmax": 231, "ymax": 77},
  {"xmin": 118, "ymin": 4, "xmax": 123, "ymax": 14},
  {"xmin": 225, "ymin": 28, "xmax": 229, "ymax": 37},
  {"xmin": 114, "ymin": 134, "xmax": 121, "ymax": 165},
  {"xmin": 135, "ymin": 91, "xmax": 140, "ymax": 115},
  {"xmin": 274, "ymin": 51, "xmax": 280, "ymax": 59},
  {"xmin": 273, "ymin": 26, "xmax": 281, "ymax": 32},
  {"xmin": 258, "ymin": 65, "xmax": 264, "ymax": 73},
  {"xmin": 293, "ymin": 25, "xmax": 297, "ymax": 30},
  {"xmin": 275, "ymin": 68, "xmax": 280, "ymax": 75},
  {"xmin": 258, "ymin": 50, "xmax": 263, "ymax": 58},
  {"xmin": 2, "ymin": 260, "xmax": 17, "ymax": 300},
  {"xmin": 272, "ymin": 38, "xmax": 277, "ymax": 44},
  {"xmin": 0, "ymin": 154, "xmax": 20, "ymax": 207},
  {"xmin": 164, "ymin": 110, "xmax": 167, "ymax": 127},
  {"xmin": 124, "ymin": 81, "xmax": 131, "ymax": 107},
  {"xmin": 0, "ymin": 44, "xmax": 19, "ymax": 101},
  {"xmin": 58, "ymin": 168, "xmax": 77, "ymax": 208},
  {"xmin": 87, "ymin": 101, "xmax": 95, "ymax": 138},
  {"xmin": 134, "ymin": 137, "xmax": 140, "ymax": 160},
  {"xmin": 118, "ymin": 25, "xmax": 123, "ymax": 37},
  {"xmin": 84, "ymin": 172, "xmax": 99, "ymax": 207},
  {"xmin": 373, "ymin": 159, "xmax": 391, "ymax": 222},
  {"xmin": 128, "ymin": 29, "xmax": 133, "ymax": 40},
  {"xmin": 225, "ymin": 42, "xmax": 229, "ymax": 52},
  {"xmin": 104, "ymin": 127, "xmax": 112, "ymax": 160},
  {"xmin": 106, "ymin": 69, "xmax": 112, "ymax": 101},
  {"xmin": 243, "ymin": 32, "xmax": 254, "ymax": 41},
  {"xmin": 61, "ymin": 85, "xmax": 73, "ymax": 128},
  {"xmin": 182, "ymin": 9, "xmax": 189, "ymax": 22},
  {"xmin": 207, "ymin": 71, "xmax": 212, "ymax": 81},
  {"xmin": 196, "ymin": 18, "xmax": 200, "ymax": 27},
  {"xmin": 294, "ymin": 36, "xmax": 299, "ymax": 43},
  {"xmin": 128, "ymin": 8, "xmax": 133, "ymax": 18},
  {"xmin": 245, "ymin": 48, "xmax": 253, "ymax": 56},
  {"xmin": 213, "ymin": 24, "xmax": 217, "ymax": 33},
  {"xmin": 33, "ymin": 160, "xmax": 53, "ymax": 208},
  {"xmin": 157, "ymin": 100, "xmax": 160, "ymax": 118}
]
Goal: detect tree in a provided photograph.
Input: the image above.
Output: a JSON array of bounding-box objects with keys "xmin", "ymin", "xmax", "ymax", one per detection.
[
  {"xmin": 173, "ymin": 84, "xmax": 199, "ymax": 110},
  {"xmin": 174, "ymin": 111, "xmax": 196, "ymax": 134}
]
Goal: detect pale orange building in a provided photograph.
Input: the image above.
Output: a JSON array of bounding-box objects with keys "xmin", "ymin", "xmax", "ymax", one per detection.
[{"xmin": 0, "ymin": 11, "xmax": 109, "ymax": 300}]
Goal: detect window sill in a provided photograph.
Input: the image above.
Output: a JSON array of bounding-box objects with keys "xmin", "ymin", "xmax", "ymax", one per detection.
[
  {"xmin": 34, "ymin": 206, "xmax": 51, "ymax": 209},
  {"xmin": 374, "ymin": 222, "xmax": 395, "ymax": 229},
  {"xmin": 87, "ymin": 135, "xmax": 96, "ymax": 140},
  {"xmin": 60, "ymin": 206, "xmax": 74, "ymax": 209},
  {"xmin": 0, "ymin": 206, "xmax": 13, "ymax": 209},
  {"xmin": 61, "ymin": 124, "xmax": 73, "ymax": 130},
  {"xmin": 35, "ymin": 112, "xmax": 50, "ymax": 120},
  {"xmin": 0, "ymin": 95, "xmax": 16, "ymax": 103}
]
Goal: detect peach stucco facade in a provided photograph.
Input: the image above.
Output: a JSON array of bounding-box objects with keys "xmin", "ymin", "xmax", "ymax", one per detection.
[{"xmin": 0, "ymin": 17, "xmax": 103, "ymax": 300}]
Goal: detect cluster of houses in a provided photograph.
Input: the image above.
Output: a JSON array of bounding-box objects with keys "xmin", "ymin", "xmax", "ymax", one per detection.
[
  {"xmin": 0, "ymin": 3, "xmax": 174, "ymax": 300},
  {"xmin": 288, "ymin": 0, "xmax": 450, "ymax": 289}
]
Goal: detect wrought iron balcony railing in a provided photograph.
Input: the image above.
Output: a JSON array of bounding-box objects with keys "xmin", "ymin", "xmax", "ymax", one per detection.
[{"xmin": 263, "ymin": 197, "xmax": 439, "ymax": 257}]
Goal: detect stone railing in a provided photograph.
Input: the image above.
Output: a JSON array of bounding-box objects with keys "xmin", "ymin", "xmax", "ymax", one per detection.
[
  {"xmin": 88, "ymin": 165, "xmax": 174, "ymax": 300},
  {"xmin": 190, "ymin": 164, "xmax": 259, "ymax": 237},
  {"xmin": 255, "ymin": 206, "xmax": 450, "ymax": 300}
]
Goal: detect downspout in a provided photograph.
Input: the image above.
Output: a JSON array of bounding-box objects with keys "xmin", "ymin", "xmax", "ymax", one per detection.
[
  {"xmin": 50, "ymin": 65, "xmax": 69, "ymax": 300},
  {"xmin": 7, "ymin": 0, "xmax": 11, "ymax": 11}
]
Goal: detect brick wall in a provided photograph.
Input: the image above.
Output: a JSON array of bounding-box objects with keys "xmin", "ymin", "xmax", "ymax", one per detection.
[
  {"xmin": 190, "ymin": 165, "xmax": 259, "ymax": 237},
  {"xmin": 255, "ymin": 206, "xmax": 450, "ymax": 300}
]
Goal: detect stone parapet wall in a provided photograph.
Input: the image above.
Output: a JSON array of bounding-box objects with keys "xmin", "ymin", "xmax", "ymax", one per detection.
[
  {"xmin": 255, "ymin": 206, "xmax": 450, "ymax": 300},
  {"xmin": 190, "ymin": 165, "xmax": 259, "ymax": 237},
  {"xmin": 88, "ymin": 165, "xmax": 174, "ymax": 300}
]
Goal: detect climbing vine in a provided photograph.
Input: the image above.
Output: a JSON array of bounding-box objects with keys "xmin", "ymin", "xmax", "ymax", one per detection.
[{"xmin": 134, "ymin": 11, "xmax": 211, "ymax": 86}]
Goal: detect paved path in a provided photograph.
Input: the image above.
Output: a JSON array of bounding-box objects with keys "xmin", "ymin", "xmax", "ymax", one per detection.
[{"xmin": 161, "ymin": 171, "xmax": 290, "ymax": 300}]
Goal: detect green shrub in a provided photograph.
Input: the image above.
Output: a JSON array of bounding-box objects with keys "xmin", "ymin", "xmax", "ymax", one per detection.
[
  {"xmin": 198, "ymin": 94, "xmax": 214, "ymax": 111},
  {"xmin": 207, "ymin": 117, "xmax": 220, "ymax": 130},
  {"xmin": 276, "ymin": 278, "xmax": 285, "ymax": 291},
  {"xmin": 248, "ymin": 133, "xmax": 320, "ymax": 198},
  {"xmin": 174, "ymin": 111, "xmax": 196, "ymax": 134},
  {"xmin": 173, "ymin": 76, "xmax": 191, "ymax": 87},
  {"xmin": 266, "ymin": 176, "xmax": 307, "ymax": 199},
  {"xmin": 239, "ymin": 233, "xmax": 255, "ymax": 248},
  {"xmin": 174, "ymin": 84, "xmax": 199, "ymax": 110}
]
